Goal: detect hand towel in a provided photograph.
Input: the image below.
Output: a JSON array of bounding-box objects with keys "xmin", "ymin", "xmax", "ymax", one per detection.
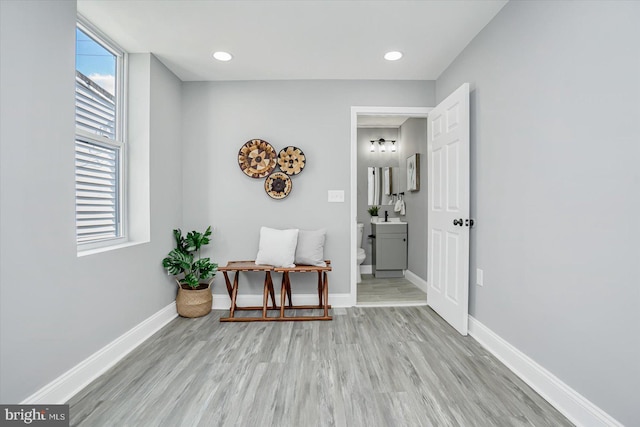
[
  {"xmin": 394, "ymin": 199, "xmax": 402, "ymax": 212},
  {"xmin": 399, "ymin": 200, "xmax": 406, "ymax": 216}
]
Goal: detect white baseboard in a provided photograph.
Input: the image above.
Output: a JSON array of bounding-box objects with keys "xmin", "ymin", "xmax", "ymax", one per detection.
[
  {"xmin": 21, "ymin": 303, "xmax": 178, "ymax": 405},
  {"xmin": 468, "ymin": 317, "xmax": 622, "ymax": 427},
  {"xmin": 212, "ymin": 293, "xmax": 352, "ymax": 310},
  {"xmin": 356, "ymin": 301, "xmax": 427, "ymax": 308},
  {"xmin": 360, "ymin": 264, "xmax": 372, "ymax": 275},
  {"xmin": 404, "ymin": 270, "xmax": 428, "ymax": 293}
]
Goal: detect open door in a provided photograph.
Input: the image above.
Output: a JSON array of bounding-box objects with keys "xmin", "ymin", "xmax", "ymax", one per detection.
[{"xmin": 427, "ymin": 83, "xmax": 470, "ymax": 335}]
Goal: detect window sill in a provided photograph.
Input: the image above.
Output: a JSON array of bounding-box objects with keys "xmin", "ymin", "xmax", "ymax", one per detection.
[{"xmin": 77, "ymin": 240, "xmax": 149, "ymax": 258}]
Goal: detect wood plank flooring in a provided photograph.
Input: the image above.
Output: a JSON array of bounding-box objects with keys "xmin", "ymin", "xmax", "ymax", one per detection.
[
  {"xmin": 357, "ymin": 274, "xmax": 427, "ymax": 306},
  {"xmin": 68, "ymin": 306, "xmax": 572, "ymax": 427}
]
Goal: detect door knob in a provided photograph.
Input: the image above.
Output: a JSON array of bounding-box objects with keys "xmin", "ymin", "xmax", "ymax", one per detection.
[{"xmin": 453, "ymin": 219, "xmax": 463, "ymax": 226}]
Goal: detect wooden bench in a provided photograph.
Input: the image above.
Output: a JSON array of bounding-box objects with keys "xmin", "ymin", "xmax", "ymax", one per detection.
[
  {"xmin": 218, "ymin": 260, "xmax": 332, "ymax": 322},
  {"xmin": 275, "ymin": 261, "xmax": 332, "ymax": 321},
  {"xmin": 218, "ymin": 261, "xmax": 276, "ymax": 322}
]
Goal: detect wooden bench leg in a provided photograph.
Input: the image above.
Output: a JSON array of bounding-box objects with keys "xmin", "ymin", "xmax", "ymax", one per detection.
[
  {"xmin": 223, "ymin": 271, "xmax": 233, "ymax": 299},
  {"xmin": 229, "ymin": 271, "xmax": 240, "ymax": 318},
  {"xmin": 317, "ymin": 271, "xmax": 323, "ymax": 306},
  {"xmin": 285, "ymin": 273, "xmax": 293, "ymax": 308},
  {"xmin": 280, "ymin": 273, "xmax": 287, "ymax": 318},
  {"xmin": 267, "ymin": 271, "xmax": 277, "ymax": 309},
  {"xmin": 323, "ymin": 271, "xmax": 329, "ymax": 318},
  {"xmin": 262, "ymin": 273, "xmax": 269, "ymax": 319}
]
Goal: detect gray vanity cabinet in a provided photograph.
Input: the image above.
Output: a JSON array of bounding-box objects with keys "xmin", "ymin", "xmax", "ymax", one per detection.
[{"xmin": 371, "ymin": 223, "xmax": 407, "ymax": 278}]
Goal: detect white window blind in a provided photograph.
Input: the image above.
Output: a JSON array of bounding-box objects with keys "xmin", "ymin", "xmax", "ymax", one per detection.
[
  {"xmin": 75, "ymin": 71, "xmax": 115, "ymax": 139},
  {"xmin": 75, "ymin": 139, "xmax": 120, "ymax": 243}
]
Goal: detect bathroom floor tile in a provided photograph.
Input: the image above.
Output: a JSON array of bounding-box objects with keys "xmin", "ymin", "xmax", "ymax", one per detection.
[{"xmin": 357, "ymin": 274, "xmax": 427, "ymax": 305}]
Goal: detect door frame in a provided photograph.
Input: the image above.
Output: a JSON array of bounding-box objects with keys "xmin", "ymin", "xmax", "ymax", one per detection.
[{"xmin": 349, "ymin": 106, "xmax": 432, "ymax": 305}]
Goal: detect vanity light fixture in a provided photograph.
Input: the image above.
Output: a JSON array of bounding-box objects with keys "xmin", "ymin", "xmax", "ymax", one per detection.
[
  {"xmin": 370, "ymin": 140, "xmax": 376, "ymax": 152},
  {"xmin": 378, "ymin": 139, "xmax": 386, "ymax": 153},
  {"xmin": 391, "ymin": 140, "xmax": 397, "ymax": 152},
  {"xmin": 213, "ymin": 51, "xmax": 233, "ymax": 61}
]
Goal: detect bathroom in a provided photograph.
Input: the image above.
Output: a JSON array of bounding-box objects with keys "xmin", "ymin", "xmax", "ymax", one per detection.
[{"xmin": 356, "ymin": 116, "xmax": 429, "ymax": 305}]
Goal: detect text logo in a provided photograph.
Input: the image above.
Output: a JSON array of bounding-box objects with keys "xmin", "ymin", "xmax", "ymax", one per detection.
[{"xmin": 1, "ymin": 405, "xmax": 68, "ymax": 426}]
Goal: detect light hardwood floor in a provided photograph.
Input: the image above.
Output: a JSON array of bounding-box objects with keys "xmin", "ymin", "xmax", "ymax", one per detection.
[
  {"xmin": 357, "ymin": 274, "xmax": 427, "ymax": 306},
  {"xmin": 68, "ymin": 306, "xmax": 572, "ymax": 427}
]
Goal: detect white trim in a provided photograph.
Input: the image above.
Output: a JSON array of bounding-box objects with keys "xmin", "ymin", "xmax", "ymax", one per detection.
[
  {"xmin": 212, "ymin": 293, "xmax": 352, "ymax": 310},
  {"xmin": 360, "ymin": 264, "xmax": 372, "ymax": 275},
  {"xmin": 350, "ymin": 107, "xmax": 359, "ymax": 307},
  {"xmin": 357, "ymin": 301, "xmax": 427, "ymax": 308},
  {"xmin": 357, "ymin": 124, "xmax": 402, "ymax": 129},
  {"xmin": 468, "ymin": 317, "xmax": 623, "ymax": 427},
  {"xmin": 77, "ymin": 239, "xmax": 149, "ymax": 257},
  {"xmin": 21, "ymin": 303, "xmax": 177, "ymax": 404},
  {"xmin": 350, "ymin": 106, "xmax": 432, "ymax": 309},
  {"xmin": 351, "ymin": 106, "xmax": 433, "ymax": 116},
  {"xmin": 404, "ymin": 269, "xmax": 428, "ymax": 293}
]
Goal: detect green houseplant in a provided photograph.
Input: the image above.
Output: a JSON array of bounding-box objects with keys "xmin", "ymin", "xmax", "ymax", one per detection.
[
  {"xmin": 162, "ymin": 226, "xmax": 218, "ymax": 317},
  {"xmin": 367, "ymin": 206, "xmax": 379, "ymax": 217}
]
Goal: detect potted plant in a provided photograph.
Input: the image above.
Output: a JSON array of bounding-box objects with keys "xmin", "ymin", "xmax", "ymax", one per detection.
[
  {"xmin": 367, "ymin": 205, "xmax": 379, "ymax": 217},
  {"xmin": 162, "ymin": 226, "xmax": 218, "ymax": 318}
]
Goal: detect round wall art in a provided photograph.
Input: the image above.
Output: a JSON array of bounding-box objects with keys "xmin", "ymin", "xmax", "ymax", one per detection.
[
  {"xmin": 264, "ymin": 171, "xmax": 292, "ymax": 199},
  {"xmin": 277, "ymin": 146, "xmax": 306, "ymax": 176},
  {"xmin": 238, "ymin": 139, "xmax": 277, "ymax": 178}
]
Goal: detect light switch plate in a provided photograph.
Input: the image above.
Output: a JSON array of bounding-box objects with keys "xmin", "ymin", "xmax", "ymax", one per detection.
[
  {"xmin": 476, "ymin": 268, "xmax": 484, "ymax": 286},
  {"xmin": 328, "ymin": 190, "xmax": 344, "ymax": 203}
]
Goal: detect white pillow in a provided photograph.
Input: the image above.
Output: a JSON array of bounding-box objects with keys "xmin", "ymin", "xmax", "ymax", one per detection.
[
  {"xmin": 295, "ymin": 229, "xmax": 326, "ymax": 267},
  {"xmin": 255, "ymin": 227, "xmax": 299, "ymax": 268}
]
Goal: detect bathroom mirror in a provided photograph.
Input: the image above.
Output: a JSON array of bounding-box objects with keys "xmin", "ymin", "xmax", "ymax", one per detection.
[
  {"xmin": 367, "ymin": 167, "xmax": 381, "ymax": 205},
  {"xmin": 383, "ymin": 167, "xmax": 392, "ymax": 196},
  {"xmin": 368, "ymin": 167, "xmax": 394, "ymax": 205}
]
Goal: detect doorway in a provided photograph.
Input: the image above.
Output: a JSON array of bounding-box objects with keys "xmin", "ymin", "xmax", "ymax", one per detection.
[
  {"xmin": 349, "ymin": 83, "xmax": 471, "ymax": 335},
  {"xmin": 350, "ymin": 107, "xmax": 431, "ymax": 306}
]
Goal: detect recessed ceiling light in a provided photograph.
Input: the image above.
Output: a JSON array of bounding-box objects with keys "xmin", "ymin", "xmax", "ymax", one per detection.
[
  {"xmin": 384, "ymin": 51, "xmax": 403, "ymax": 61},
  {"xmin": 213, "ymin": 51, "xmax": 233, "ymax": 61}
]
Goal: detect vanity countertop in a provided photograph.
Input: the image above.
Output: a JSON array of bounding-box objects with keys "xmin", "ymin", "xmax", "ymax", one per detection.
[{"xmin": 371, "ymin": 217, "xmax": 407, "ymax": 225}]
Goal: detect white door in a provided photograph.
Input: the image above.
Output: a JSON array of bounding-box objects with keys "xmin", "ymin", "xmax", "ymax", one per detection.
[{"xmin": 427, "ymin": 83, "xmax": 470, "ymax": 335}]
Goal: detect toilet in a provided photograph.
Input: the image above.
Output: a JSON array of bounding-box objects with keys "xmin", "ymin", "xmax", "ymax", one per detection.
[{"xmin": 357, "ymin": 223, "xmax": 366, "ymax": 283}]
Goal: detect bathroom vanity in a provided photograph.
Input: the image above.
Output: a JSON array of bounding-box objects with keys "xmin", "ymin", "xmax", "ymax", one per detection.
[{"xmin": 370, "ymin": 220, "xmax": 407, "ymax": 278}]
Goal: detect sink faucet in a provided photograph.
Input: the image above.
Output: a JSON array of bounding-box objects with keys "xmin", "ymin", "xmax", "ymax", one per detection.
[{"xmin": 385, "ymin": 210, "xmax": 389, "ymax": 222}]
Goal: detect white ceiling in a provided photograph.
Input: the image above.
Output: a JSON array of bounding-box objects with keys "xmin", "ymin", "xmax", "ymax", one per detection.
[{"xmin": 78, "ymin": 0, "xmax": 508, "ymax": 82}]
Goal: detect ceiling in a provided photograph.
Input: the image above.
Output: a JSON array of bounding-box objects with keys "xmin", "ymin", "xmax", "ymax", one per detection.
[
  {"xmin": 77, "ymin": 0, "xmax": 508, "ymax": 82},
  {"xmin": 357, "ymin": 115, "xmax": 411, "ymax": 128}
]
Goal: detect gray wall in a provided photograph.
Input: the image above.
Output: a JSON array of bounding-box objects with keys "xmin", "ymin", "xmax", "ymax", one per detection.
[
  {"xmin": 397, "ymin": 118, "xmax": 428, "ymax": 280},
  {"xmin": 356, "ymin": 127, "xmax": 400, "ymax": 264},
  {"xmin": 436, "ymin": 1, "xmax": 640, "ymax": 424},
  {"xmin": 0, "ymin": 2, "xmax": 183, "ymax": 403},
  {"xmin": 181, "ymin": 80, "xmax": 434, "ymax": 295}
]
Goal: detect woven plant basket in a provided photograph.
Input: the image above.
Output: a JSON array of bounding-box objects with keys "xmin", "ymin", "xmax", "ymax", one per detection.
[{"xmin": 175, "ymin": 279, "xmax": 213, "ymax": 318}]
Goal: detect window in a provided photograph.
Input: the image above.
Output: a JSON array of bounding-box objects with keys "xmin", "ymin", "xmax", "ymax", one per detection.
[{"xmin": 75, "ymin": 19, "xmax": 126, "ymax": 248}]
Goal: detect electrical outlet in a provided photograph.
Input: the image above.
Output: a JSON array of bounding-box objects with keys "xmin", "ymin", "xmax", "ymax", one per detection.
[{"xmin": 476, "ymin": 268, "xmax": 484, "ymax": 286}]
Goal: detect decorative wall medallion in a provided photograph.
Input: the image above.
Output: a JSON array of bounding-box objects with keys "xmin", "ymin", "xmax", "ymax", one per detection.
[
  {"xmin": 277, "ymin": 146, "xmax": 306, "ymax": 175},
  {"xmin": 238, "ymin": 139, "xmax": 277, "ymax": 178},
  {"xmin": 264, "ymin": 171, "xmax": 292, "ymax": 199}
]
